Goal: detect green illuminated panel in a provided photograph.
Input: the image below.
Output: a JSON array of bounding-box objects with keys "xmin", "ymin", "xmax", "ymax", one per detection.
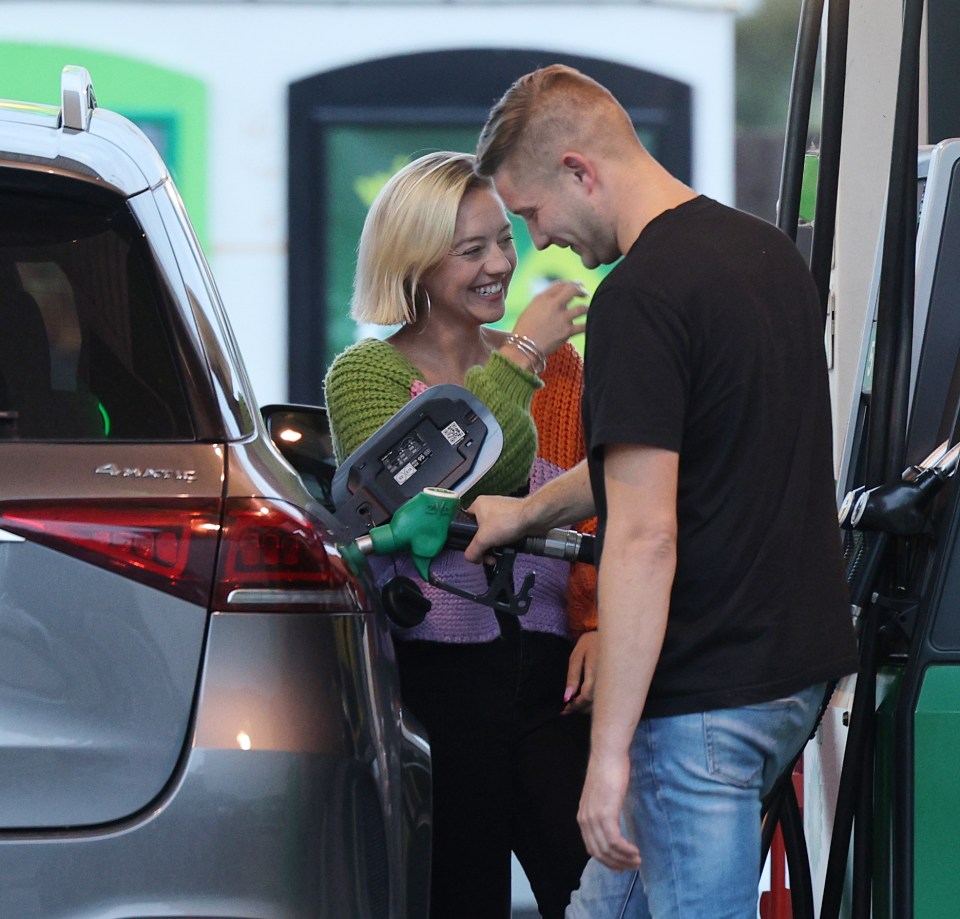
[
  {"xmin": 0, "ymin": 43, "xmax": 207, "ymax": 246},
  {"xmin": 914, "ymin": 665, "xmax": 960, "ymax": 919}
]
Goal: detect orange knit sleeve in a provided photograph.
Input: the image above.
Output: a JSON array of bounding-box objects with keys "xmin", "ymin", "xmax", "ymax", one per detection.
[{"xmin": 531, "ymin": 344, "xmax": 598, "ymax": 635}]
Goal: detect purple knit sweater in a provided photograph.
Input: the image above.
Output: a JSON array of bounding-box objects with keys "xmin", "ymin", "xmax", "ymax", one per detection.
[{"xmin": 371, "ymin": 453, "xmax": 572, "ymax": 643}]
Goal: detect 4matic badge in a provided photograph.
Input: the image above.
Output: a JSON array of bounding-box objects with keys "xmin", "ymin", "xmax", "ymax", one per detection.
[{"xmin": 95, "ymin": 463, "xmax": 197, "ymax": 483}]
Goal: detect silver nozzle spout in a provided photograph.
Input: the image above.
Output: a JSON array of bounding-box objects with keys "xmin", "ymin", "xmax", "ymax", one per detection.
[
  {"xmin": 933, "ymin": 441, "xmax": 960, "ymax": 478},
  {"xmin": 904, "ymin": 439, "xmax": 952, "ymax": 480},
  {"xmin": 919, "ymin": 439, "xmax": 952, "ymax": 471}
]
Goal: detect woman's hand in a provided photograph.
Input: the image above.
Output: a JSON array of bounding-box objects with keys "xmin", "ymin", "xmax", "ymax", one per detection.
[
  {"xmin": 563, "ymin": 630, "xmax": 598, "ymax": 714},
  {"xmin": 511, "ymin": 280, "xmax": 589, "ymax": 358}
]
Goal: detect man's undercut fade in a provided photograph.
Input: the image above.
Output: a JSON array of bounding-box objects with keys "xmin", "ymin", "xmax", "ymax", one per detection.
[{"xmin": 476, "ymin": 64, "xmax": 637, "ymax": 182}]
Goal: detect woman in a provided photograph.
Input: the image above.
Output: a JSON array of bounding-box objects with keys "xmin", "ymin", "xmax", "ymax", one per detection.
[{"xmin": 324, "ymin": 151, "xmax": 596, "ymax": 919}]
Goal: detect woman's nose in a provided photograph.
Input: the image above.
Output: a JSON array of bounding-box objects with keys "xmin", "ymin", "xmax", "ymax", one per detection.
[{"xmin": 485, "ymin": 245, "xmax": 516, "ymax": 276}]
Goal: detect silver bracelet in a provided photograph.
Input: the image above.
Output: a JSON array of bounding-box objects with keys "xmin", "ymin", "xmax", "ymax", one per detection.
[
  {"xmin": 511, "ymin": 339, "xmax": 546, "ymax": 375},
  {"xmin": 505, "ymin": 333, "xmax": 548, "ymax": 375}
]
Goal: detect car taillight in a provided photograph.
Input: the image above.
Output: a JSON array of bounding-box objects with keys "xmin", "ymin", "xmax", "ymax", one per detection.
[
  {"xmin": 0, "ymin": 497, "xmax": 363, "ymax": 612},
  {"xmin": 0, "ymin": 499, "xmax": 221, "ymax": 605},
  {"xmin": 213, "ymin": 496, "xmax": 362, "ymax": 612}
]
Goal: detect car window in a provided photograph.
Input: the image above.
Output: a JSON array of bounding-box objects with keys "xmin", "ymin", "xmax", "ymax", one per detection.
[{"xmin": 0, "ymin": 185, "xmax": 194, "ymax": 441}]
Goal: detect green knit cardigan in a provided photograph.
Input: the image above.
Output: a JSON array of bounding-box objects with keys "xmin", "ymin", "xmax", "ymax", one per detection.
[{"xmin": 323, "ymin": 337, "xmax": 542, "ymax": 503}]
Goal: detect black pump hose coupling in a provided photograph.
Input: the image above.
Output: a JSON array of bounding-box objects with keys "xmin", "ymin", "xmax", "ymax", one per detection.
[{"xmin": 849, "ymin": 441, "xmax": 960, "ymax": 535}]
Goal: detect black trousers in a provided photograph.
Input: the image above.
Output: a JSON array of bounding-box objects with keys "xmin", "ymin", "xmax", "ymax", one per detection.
[{"xmin": 395, "ymin": 619, "xmax": 590, "ymax": 919}]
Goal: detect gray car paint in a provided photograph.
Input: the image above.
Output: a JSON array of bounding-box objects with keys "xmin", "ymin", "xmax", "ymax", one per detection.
[{"xmin": 0, "ymin": 69, "xmax": 430, "ymax": 917}]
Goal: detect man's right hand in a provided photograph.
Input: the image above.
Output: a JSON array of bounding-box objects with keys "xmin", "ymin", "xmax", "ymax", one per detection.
[
  {"xmin": 463, "ymin": 494, "xmax": 529, "ymax": 563},
  {"xmin": 577, "ymin": 750, "xmax": 642, "ymax": 872}
]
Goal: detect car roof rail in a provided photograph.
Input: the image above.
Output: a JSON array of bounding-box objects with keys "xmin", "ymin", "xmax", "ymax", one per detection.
[{"xmin": 60, "ymin": 65, "xmax": 97, "ymax": 132}]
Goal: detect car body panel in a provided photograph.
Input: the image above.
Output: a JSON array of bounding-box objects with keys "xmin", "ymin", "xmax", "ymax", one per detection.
[
  {"xmin": 0, "ymin": 101, "xmax": 166, "ymax": 196},
  {"xmin": 0, "ymin": 611, "xmax": 421, "ymax": 919},
  {"xmin": 0, "ymin": 539, "xmax": 207, "ymax": 828},
  {"xmin": 0, "ymin": 67, "xmax": 430, "ymax": 916},
  {"xmin": 0, "ymin": 443, "xmax": 225, "ymax": 501},
  {"xmin": 0, "ymin": 442, "xmax": 223, "ymax": 827},
  {"xmin": 130, "ymin": 183, "xmax": 258, "ymax": 442}
]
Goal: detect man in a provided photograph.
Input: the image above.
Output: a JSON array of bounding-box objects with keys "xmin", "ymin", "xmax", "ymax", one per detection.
[{"xmin": 465, "ymin": 65, "xmax": 859, "ymax": 918}]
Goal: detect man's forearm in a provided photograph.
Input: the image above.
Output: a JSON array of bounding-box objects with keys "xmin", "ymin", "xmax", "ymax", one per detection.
[
  {"xmin": 576, "ymin": 518, "xmax": 675, "ymax": 871},
  {"xmin": 591, "ymin": 529, "xmax": 674, "ymax": 758},
  {"xmin": 589, "ymin": 446, "xmax": 678, "ymax": 752},
  {"xmin": 464, "ymin": 460, "xmax": 594, "ymax": 562},
  {"xmin": 521, "ymin": 459, "xmax": 595, "ymax": 532},
  {"xmin": 571, "ymin": 441, "xmax": 680, "ymax": 870}
]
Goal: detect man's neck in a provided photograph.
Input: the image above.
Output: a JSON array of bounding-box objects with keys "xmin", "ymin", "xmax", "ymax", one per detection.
[{"xmin": 614, "ymin": 161, "xmax": 698, "ymax": 255}]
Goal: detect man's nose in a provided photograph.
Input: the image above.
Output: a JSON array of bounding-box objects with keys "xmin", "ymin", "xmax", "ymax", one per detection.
[{"xmin": 528, "ymin": 226, "xmax": 550, "ymax": 250}]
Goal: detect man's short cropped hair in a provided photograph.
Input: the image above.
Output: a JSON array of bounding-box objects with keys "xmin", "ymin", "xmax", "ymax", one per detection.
[
  {"xmin": 476, "ymin": 64, "xmax": 636, "ymax": 180},
  {"xmin": 351, "ymin": 151, "xmax": 492, "ymax": 325}
]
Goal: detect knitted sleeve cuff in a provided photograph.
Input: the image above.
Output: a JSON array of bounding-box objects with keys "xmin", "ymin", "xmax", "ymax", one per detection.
[
  {"xmin": 324, "ymin": 339, "xmax": 416, "ymax": 462},
  {"xmin": 466, "ymin": 350, "xmax": 544, "ymax": 407}
]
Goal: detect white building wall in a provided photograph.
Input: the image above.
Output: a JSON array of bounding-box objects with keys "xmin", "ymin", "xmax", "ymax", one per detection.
[{"xmin": 1, "ymin": 0, "xmax": 734, "ymax": 404}]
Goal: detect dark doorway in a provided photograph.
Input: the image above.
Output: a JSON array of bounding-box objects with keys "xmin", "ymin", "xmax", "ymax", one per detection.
[{"xmin": 287, "ymin": 49, "xmax": 692, "ymax": 403}]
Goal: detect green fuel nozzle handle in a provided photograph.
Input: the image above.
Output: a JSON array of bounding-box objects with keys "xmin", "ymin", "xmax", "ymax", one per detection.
[{"xmin": 340, "ymin": 487, "xmax": 461, "ymax": 578}]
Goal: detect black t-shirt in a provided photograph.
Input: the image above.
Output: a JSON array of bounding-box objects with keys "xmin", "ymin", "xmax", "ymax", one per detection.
[{"xmin": 583, "ymin": 196, "xmax": 858, "ymax": 718}]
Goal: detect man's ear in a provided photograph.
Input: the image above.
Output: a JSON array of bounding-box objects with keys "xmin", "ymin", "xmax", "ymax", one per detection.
[{"xmin": 560, "ymin": 152, "xmax": 597, "ymax": 191}]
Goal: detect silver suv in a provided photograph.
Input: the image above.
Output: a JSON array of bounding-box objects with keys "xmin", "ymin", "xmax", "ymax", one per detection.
[{"xmin": 0, "ymin": 66, "xmax": 429, "ymax": 919}]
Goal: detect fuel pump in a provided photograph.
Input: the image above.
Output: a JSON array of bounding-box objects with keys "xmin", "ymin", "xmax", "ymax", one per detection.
[{"xmin": 770, "ymin": 0, "xmax": 960, "ymax": 915}]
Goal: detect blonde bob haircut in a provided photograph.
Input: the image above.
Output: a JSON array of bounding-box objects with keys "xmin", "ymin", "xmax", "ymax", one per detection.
[{"xmin": 351, "ymin": 151, "xmax": 493, "ymax": 325}]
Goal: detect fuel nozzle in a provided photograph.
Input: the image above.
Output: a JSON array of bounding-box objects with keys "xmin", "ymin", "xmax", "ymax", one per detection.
[
  {"xmin": 847, "ymin": 441, "xmax": 960, "ymax": 534},
  {"xmin": 340, "ymin": 486, "xmax": 460, "ymax": 578},
  {"xmin": 339, "ymin": 488, "xmax": 596, "ymax": 621},
  {"xmin": 901, "ymin": 439, "xmax": 953, "ymax": 481}
]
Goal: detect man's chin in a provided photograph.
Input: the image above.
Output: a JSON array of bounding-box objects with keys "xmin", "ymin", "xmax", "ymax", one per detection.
[
  {"xmin": 569, "ymin": 246, "xmax": 593, "ymax": 269},
  {"xmin": 572, "ymin": 242, "xmax": 619, "ymax": 270},
  {"xmin": 584, "ymin": 250, "xmax": 622, "ymax": 270}
]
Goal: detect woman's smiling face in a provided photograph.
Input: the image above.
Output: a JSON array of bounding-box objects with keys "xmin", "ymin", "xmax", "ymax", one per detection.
[{"xmin": 421, "ymin": 186, "xmax": 518, "ymax": 327}]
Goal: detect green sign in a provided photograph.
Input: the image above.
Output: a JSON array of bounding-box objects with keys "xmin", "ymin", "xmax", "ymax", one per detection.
[{"xmin": 0, "ymin": 43, "xmax": 207, "ymax": 246}]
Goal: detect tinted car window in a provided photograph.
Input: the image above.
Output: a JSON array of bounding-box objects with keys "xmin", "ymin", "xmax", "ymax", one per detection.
[{"xmin": 0, "ymin": 184, "xmax": 194, "ymax": 441}]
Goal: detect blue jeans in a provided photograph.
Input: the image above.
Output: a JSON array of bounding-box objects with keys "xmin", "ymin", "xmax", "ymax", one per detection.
[{"xmin": 566, "ymin": 682, "xmax": 826, "ymax": 919}]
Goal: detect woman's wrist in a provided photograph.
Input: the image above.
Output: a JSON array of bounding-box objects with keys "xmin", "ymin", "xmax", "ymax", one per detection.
[
  {"xmin": 501, "ymin": 334, "xmax": 547, "ymax": 375},
  {"xmin": 499, "ymin": 340, "xmax": 538, "ymax": 375}
]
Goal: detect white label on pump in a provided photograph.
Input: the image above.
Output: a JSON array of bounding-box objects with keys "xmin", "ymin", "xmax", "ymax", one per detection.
[
  {"xmin": 394, "ymin": 463, "xmax": 417, "ymax": 485},
  {"xmin": 441, "ymin": 422, "xmax": 466, "ymax": 445}
]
